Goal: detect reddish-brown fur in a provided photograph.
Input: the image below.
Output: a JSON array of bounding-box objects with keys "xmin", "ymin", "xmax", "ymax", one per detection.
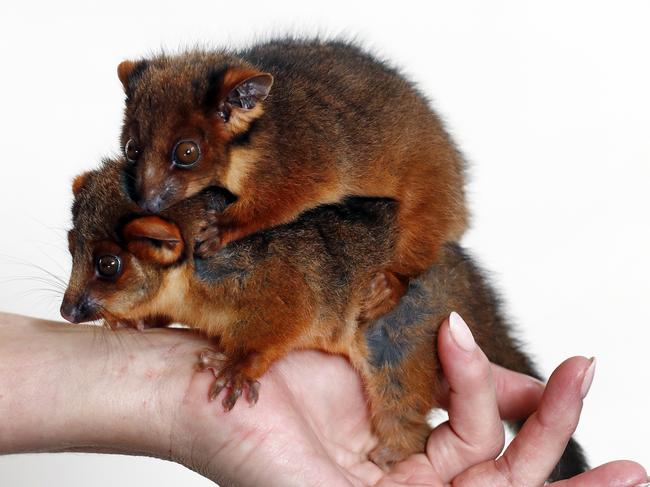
[
  {"xmin": 117, "ymin": 39, "xmax": 468, "ymax": 319},
  {"xmin": 61, "ymin": 159, "xmax": 587, "ymax": 477}
]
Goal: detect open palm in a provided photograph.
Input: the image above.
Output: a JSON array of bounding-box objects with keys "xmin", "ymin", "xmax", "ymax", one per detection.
[{"xmin": 165, "ymin": 318, "xmax": 646, "ymax": 487}]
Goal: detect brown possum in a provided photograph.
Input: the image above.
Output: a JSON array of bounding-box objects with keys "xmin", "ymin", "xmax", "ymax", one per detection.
[
  {"xmin": 116, "ymin": 38, "xmax": 468, "ymax": 319},
  {"xmin": 61, "ymin": 158, "xmax": 587, "ymax": 478}
]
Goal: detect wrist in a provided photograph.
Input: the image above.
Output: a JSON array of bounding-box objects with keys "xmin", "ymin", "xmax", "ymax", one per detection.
[{"xmin": 0, "ymin": 313, "xmax": 205, "ymax": 458}]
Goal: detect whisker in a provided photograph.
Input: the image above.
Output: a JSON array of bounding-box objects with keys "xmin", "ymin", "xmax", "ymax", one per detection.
[
  {"xmin": 1, "ymin": 275, "xmax": 67, "ymax": 287},
  {"xmin": 25, "ymin": 263, "xmax": 68, "ymax": 287},
  {"xmin": 21, "ymin": 216, "xmax": 69, "ymax": 238},
  {"xmin": 34, "ymin": 246, "xmax": 70, "ymax": 275},
  {"xmin": 0, "ymin": 254, "xmax": 69, "ymax": 288},
  {"xmin": 18, "ymin": 287, "xmax": 64, "ymax": 296}
]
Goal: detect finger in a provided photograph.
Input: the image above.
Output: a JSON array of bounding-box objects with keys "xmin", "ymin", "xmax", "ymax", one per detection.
[
  {"xmin": 491, "ymin": 364, "xmax": 545, "ymax": 421},
  {"xmin": 550, "ymin": 460, "xmax": 647, "ymax": 487},
  {"xmin": 437, "ymin": 363, "xmax": 545, "ymax": 421},
  {"xmin": 494, "ymin": 356, "xmax": 596, "ymax": 486},
  {"xmin": 428, "ymin": 312, "xmax": 505, "ymax": 482}
]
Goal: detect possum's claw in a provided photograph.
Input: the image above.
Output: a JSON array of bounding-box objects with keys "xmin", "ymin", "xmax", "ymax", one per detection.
[
  {"xmin": 199, "ymin": 349, "xmax": 228, "ymax": 368},
  {"xmin": 199, "ymin": 349, "xmax": 261, "ymax": 411}
]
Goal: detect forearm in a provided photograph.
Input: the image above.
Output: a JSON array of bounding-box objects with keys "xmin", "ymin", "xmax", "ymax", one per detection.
[{"xmin": 0, "ymin": 312, "xmax": 201, "ymax": 458}]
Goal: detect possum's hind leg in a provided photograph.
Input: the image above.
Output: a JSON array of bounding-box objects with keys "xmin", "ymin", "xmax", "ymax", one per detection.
[
  {"xmin": 362, "ymin": 365, "xmax": 433, "ymax": 469},
  {"xmin": 359, "ymin": 277, "xmax": 443, "ymax": 468},
  {"xmin": 360, "ymin": 164, "xmax": 467, "ymax": 323}
]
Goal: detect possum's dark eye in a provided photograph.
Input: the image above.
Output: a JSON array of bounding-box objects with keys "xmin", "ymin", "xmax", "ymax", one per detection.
[
  {"xmin": 172, "ymin": 140, "xmax": 200, "ymax": 168},
  {"xmin": 96, "ymin": 254, "xmax": 122, "ymax": 279},
  {"xmin": 125, "ymin": 139, "xmax": 141, "ymax": 163}
]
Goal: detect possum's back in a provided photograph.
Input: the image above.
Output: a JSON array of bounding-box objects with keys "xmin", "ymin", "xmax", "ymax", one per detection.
[
  {"xmin": 238, "ymin": 38, "xmax": 407, "ymax": 88},
  {"xmin": 235, "ymin": 38, "xmax": 439, "ymax": 176}
]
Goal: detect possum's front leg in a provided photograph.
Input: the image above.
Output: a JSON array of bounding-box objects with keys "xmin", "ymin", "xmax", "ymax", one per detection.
[
  {"xmin": 194, "ymin": 207, "xmax": 248, "ymax": 256},
  {"xmin": 195, "ymin": 261, "xmax": 317, "ymax": 411},
  {"xmin": 195, "ymin": 182, "xmax": 345, "ymax": 256},
  {"xmin": 197, "ymin": 334, "xmax": 300, "ymax": 411},
  {"xmin": 195, "ymin": 200, "xmax": 298, "ymax": 256}
]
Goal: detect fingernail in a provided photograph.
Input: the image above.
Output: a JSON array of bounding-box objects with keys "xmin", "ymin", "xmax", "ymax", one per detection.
[
  {"xmin": 580, "ymin": 357, "xmax": 596, "ymax": 399},
  {"xmin": 449, "ymin": 311, "xmax": 476, "ymax": 352}
]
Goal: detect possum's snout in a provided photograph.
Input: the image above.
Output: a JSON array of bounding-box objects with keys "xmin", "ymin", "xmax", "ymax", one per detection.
[
  {"xmin": 139, "ymin": 191, "xmax": 166, "ymax": 213},
  {"xmin": 60, "ymin": 293, "xmax": 99, "ymax": 324},
  {"xmin": 136, "ymin": 170, "xmax": 179, "ymax": 213}
]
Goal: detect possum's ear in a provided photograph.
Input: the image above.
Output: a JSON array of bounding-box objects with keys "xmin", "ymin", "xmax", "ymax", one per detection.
[
  {"xmin": 215, "ymin": 68, "xmax": 274, "ymax": 133},
  {"xmin": 117, "ymin": 60, "xmax": 148, "ymax": 94},
  {"xmin": 72, "ymin": 171, "xmax": 92, "ymax": 198},
  {"xmin": 123, "ymin": 216, "xmax": 184, "ymax": 265}
]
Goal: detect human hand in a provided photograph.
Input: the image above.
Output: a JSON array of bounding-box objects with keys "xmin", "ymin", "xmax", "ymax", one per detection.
[
  {"xmin": 0, "ymin": 311, "xmax": 646, "ymax": 487},
  {"xmin": 170, "ymin": 312, "xmax": 647, "ymax": 486}
]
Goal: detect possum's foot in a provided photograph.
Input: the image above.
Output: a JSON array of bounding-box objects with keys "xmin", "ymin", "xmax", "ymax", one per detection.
[
  {"xmin": 367, "ymin": 414, "xmax": 430, "ymax": 470},
  {"xmin": 195, "ymin": 210, "xmax": 254, "ymax": 256},
  {"xmin": 368, "ymin": 444, "xmax": 408, "ymax": 470},
  {"xmin": 198, "ymin": 350, "xmax": 261, "ymax": 411},
  {"xmin": 359, "ymin": 271, "xmax": 408, "ymax": 322}
]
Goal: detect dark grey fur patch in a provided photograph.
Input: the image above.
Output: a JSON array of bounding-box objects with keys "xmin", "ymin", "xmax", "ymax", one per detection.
[
  {"xmin": 365, "ymin": 278, "xmax": 434, "ymax": 368},
  {"xmin": 194, "ymin": 257, "xmax": 245, "ymax": 283}
]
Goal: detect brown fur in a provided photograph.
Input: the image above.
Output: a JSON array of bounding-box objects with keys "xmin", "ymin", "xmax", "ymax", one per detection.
[
  {"xmin": 61, "ymin": 158, "xmax": 587, "ymax": 478},
  {"xmin": 117, "ymin": 39, "xmax": 469, "ymax": 318}
]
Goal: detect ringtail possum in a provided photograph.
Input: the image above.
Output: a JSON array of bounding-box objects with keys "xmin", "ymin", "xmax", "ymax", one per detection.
[
  {"xmin": 60, "ymin": 158, "xmax": 587, "ymax": 478},
  {"xmin": 116, "ymin": 38, "xmax": 468, "ymax": 318}
]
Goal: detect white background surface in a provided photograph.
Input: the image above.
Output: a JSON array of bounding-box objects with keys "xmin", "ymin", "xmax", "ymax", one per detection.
[{"xmin": 1, "ymin": 0, "xmax": 648, "ymax": 485}]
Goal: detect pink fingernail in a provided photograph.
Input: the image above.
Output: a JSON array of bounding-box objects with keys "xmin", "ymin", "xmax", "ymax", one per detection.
[
  {"xmin": 449, "ymin": 312, "xmax": 476, "ymax": 352},
  {"xmin": 580, "ymin": 357, "xmax": 596, "ymax": 399}
]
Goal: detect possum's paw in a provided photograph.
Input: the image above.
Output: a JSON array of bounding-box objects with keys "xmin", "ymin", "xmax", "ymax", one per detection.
[
  {"xmin": 195, "ymin": 210, "xmax": 252, "ymax": 256},
  {"xmin": 195, "ymin": 210, "xmax": 224, "ymax": 257},
  {"xmin": 368, "ymin": 444, "xmax": 407, "ymax": 470},
  {"xmin": 198, "ymin": 350, "xmax": 261, "ymax": 411},
  {"xmin": 367, "ymin": 415, "xmax": 430, "ymax": 469},
  {"xmin": 359, "ymin": 271, "xmax": 408, "ymax": 322}
]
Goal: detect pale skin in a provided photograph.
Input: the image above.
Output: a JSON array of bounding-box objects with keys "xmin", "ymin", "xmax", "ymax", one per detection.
[{"xmin": 0, "ymin": 311, "xmax": 646, "ymax": 487}]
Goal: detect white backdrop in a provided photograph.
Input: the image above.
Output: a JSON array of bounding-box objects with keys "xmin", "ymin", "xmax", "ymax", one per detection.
[{"xmin": 1, "ymin": 1, "xmax": 648, "ymax": 485}]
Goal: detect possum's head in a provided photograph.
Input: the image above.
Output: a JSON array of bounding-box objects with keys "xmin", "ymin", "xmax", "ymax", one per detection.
[
  {"xmin": 60, "ymin": 158, "xmax": 225, "ymax": 328},
  {"xmin": 117, "ymin": 52, "xmax": 273, "ymax": 212}
]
